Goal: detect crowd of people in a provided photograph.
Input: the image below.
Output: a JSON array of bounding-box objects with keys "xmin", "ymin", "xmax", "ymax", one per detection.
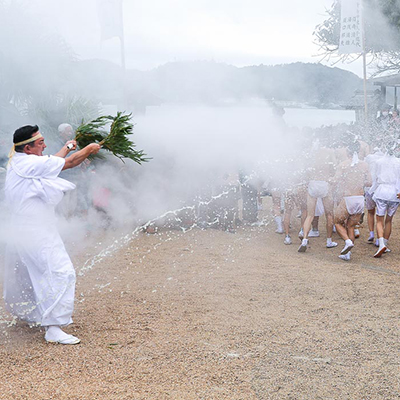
[{"xmin": 199, "ymin": 117, "xmax": 400, "ymax": 263}]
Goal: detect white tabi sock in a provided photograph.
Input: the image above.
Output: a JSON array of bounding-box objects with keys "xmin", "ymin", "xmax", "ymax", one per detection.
[
  {"xmin": 327, "ymin": 237, "xmax": 338, "ymax": 248},
  {"xmin": 45, "ymin": 326, "xmax": 72, "ymax": 341},
  {"xmin": 44, "ymin": 326, "xmax": 80, "ymax": 345},
  {"xmin": 345, "ymin": 239, "xmax": 353, "ymax": 246},
  {"xmin": 368, "ymin": 231, "xmax": 374, "ymax": 241},
  {"xmin": 378, "ymin": 237, "xmax": 385, "ymax": 248}
]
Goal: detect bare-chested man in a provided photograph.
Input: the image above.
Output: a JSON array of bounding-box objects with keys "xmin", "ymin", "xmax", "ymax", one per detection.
[
  {"xmin": 298, "ymin": 141, "xmax": 338, "ymax": 252},
  {"xmin": 333, "ymin": 142, "xmax": 372, "ymax": 261},
  {"xmin": 282, "ymin": 156, "xmax": 308, "ymax": 245},
  {"xmin": 334, "ymin": 133, "xmax": 370, "ymax": 239}
]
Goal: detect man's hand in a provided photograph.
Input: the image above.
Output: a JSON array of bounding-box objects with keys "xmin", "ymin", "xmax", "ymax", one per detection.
[
  {"xmin": 62, "ymin": 143, "xmax": 101, "ymax": 171},
  {"xmin": 88, "ymin": 143, "xmax": 101, "ymax": 155},
  {"xmin": 66, "ymin": 140, "xmax": 77, "ymax": 151}
]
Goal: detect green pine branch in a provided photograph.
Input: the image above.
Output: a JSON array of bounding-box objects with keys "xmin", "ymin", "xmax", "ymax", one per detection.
[{"xmin": 75, "ymin": 112, "xmax": 150, "ymax": 164}]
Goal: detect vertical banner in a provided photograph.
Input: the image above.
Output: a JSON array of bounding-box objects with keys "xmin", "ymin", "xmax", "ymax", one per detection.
[
  {"xmin": 339, "ymin": 0, "xmax": 363, "ymax": 54},
  {"xmin": 96, "ymin": 0, "xmax": 123, "ymax": 41}
]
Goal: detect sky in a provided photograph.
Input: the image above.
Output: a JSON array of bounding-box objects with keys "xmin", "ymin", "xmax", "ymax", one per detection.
[{"xmin": 31, "ymin": 0, "xmax": 364, "ymax": 76}]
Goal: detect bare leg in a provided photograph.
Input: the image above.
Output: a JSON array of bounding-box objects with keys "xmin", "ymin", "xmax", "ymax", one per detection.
[
  {"xmin": 272, "ymin": 191, "xmax": 283, "ymax": 233},
  {"xmin": 283, "ymin": 191, "xmax": 296, "ymax": 236},
  {"xmin": 300, "ymin": 206, "xmax": 307, "ymax": 231},
  {"xmin": 334, "ymin": 200, "xmax": 349, "ymax": 241},
  {"xmin": 367, "ymin": 208, "xmax": 376, "ymax": 241},
  {"xmin": 383, "ymin": 214, "xmax": 393, "ymax": 240},
  {"xmin": 271, "ymin": 191, "xmax": 282, "ymax": 217},
  {"xmin": 322, "ymin": 196, "xmax": 334, "ymax": 238},
  {"xmin": 294, "ymin": 188, "xmax": 307, "ymax": 236},
  {"xmin": 367, "ymin": 208, "xmax": 375, "ymax": 232},
  {"xmin": 376, "ymin": 215, "xmax": 385, "ymax": 238},
  {"xmin": 335, "ymin": 221, "xmax": 349, "ymax": 241},
  {"xmin": 303, "ymin": 195, "xmax": 317, "ymax": 239},
  {"xmin": 312, "ymin": 216, "xmax": 319, "ymax": 230},
  {"xmin": 283, "ymin": 206, "xmax": 292, "ymax": 236},
  {"xmin": 374, "ymin": 214, "xmax": 387, "ymax": 258},
  {"xmin": 347, "ymin": 214, "xmax": 361, "ymax": 243}
]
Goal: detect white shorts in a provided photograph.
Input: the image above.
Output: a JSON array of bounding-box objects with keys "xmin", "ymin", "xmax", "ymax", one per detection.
[
  {"xmin": 308, "ymin": 181, "xmax": 329, "ymax": 199},
  {"xmin": 344, "ymin": 195, "xmax": 365, "ymax": 215},
  {"xmin": 364, "ymin": 189, "xmax": 376, "ymax": 211},
  {"xmin": 375, "ymin": 198, "xmax": 400, "ymax": 217},
  {"xmin": 314, "ymin": 198, "xmax": 325, "ymax": 217}
]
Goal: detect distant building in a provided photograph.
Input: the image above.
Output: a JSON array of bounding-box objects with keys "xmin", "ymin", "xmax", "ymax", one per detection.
[
  {"xmin": 343, "ymin": 87, "xmax": 380, "ymax": 123},
  {"xmin": 372, "ymin": 73, "xmax": 400, "ymax": 110}
]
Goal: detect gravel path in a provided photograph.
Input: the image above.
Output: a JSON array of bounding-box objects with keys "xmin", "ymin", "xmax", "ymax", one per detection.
[{"xmin": 1, "ymin": 213, "xmax": 400, "ymax": 399}]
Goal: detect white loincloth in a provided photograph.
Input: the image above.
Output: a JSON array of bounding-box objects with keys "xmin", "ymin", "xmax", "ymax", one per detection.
[
  {"xmin": 308, "ymin": 180, "xmax": 329, "ymax": 199},
  {"xmin": 344, "ymin": 195, "xmax": 365, "ymax": 215},
  {"xmin": 364, "ymin": 187, "xmax": 376, "ymax": 210}
]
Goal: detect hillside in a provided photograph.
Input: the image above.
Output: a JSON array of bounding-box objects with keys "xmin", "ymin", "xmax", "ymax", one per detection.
[{"xmin": 73, "ymin": 60, "xmax": 362, "ymax": 109}]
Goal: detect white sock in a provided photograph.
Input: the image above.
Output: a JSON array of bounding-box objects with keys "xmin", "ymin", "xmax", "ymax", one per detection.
[
  {"xmin": 302, "ymin": 238, "xmax": 308, "ymax": 246},
  {"xmin": 370, "ymin": 231, "xmax": 374, "ymax": 236},
  {"xmin": 327, "ymin": 238, "xmax": 333, "ymax": 245},
  {"xmin": 379, "ymin": 237, "xmax": 385, "ymax": 248},
  {"xmin": 45, "ymin": 326, "xmax": 71, "ymax": 342},
  {"xmin": 384, "ymin": 238, "xmax": 389, "ymax": 246},
  {"xmin": 345, "ymin": 239, "xmax": 353, "ymax": 246}
]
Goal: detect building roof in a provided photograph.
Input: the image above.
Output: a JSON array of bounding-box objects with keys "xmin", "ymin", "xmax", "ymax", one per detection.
[
  {"xmin": 373, "ymin": 73, "xmax": 400, "ymax": 88},
  {"xmin": 343, "ymin": 89, "xmax": 380, "ymax": 110}
]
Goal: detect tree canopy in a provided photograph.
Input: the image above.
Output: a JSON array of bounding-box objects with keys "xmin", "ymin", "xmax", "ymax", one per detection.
[{"xmin": 314, "ymin": 0, "xmax": 400, "ymax": 74}]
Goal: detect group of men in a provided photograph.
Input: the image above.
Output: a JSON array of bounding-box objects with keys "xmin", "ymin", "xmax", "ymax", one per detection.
[{"xmin": 267, "ymin": 128, "xmax": 400, "ymax": 262}]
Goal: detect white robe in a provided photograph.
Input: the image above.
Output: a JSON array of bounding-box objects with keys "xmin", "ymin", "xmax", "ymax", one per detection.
[
  {"xmin": 370, "ymin": 154, "xmax": 400, "ymax": 203},
  {"xmin": 4, "ymin": 152, "xmax": 76, "ymax": 326}
]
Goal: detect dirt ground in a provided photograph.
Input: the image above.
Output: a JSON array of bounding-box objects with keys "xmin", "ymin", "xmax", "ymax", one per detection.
[{"xmin": 1, "ymin": 201, "xmax": 400, "ymax": 399}]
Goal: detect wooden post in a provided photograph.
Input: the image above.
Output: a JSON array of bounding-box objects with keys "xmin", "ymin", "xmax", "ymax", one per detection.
[
  {"xmin": 362, "ymin": 0, "xmax": 368, "ymax": 128},
  {"xmin": 119, "ymin": 1, "xmax": 127, "ymax": 110},
  {"xmin": 362, "ymin": 51, "xmax": 368, "ymax": 126}
]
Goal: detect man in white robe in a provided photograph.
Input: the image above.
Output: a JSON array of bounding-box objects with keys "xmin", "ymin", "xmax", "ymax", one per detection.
[
  {"xmin": 369, "ymin": 148, "xmax": 400, "ymax": 257},
  {"xmin": 4, "ymin": 125, "xmax": 100, "ymax": 344}
]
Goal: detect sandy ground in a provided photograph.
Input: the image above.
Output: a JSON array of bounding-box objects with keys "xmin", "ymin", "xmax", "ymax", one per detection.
[{"xmin": 1, "ymin": 201, "xmax": 400, "ymax": 399}]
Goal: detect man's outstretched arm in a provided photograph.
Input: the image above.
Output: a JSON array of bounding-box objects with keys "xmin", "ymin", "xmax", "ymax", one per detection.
[{"xmin": 62, "ymin": 143, "xmax": 101, "ymax": 170}]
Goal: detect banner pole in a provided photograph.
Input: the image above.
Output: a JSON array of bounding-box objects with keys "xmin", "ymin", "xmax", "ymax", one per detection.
[
  {"xmin": 362, "ymin": 0, "xmax": 368, "ymax": 127},
  {"xmin": 120, "ymin": 1, "xmax": 127, "ymax": 109}
]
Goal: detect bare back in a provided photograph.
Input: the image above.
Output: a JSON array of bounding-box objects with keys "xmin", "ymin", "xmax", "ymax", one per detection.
[
  {"xmin": 335, "ymin": 159, "xmax": 371, "ymax": 197},
  {"xmin": 308, "ymin": 147, "xmax": 336, "ymax": 181}
]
